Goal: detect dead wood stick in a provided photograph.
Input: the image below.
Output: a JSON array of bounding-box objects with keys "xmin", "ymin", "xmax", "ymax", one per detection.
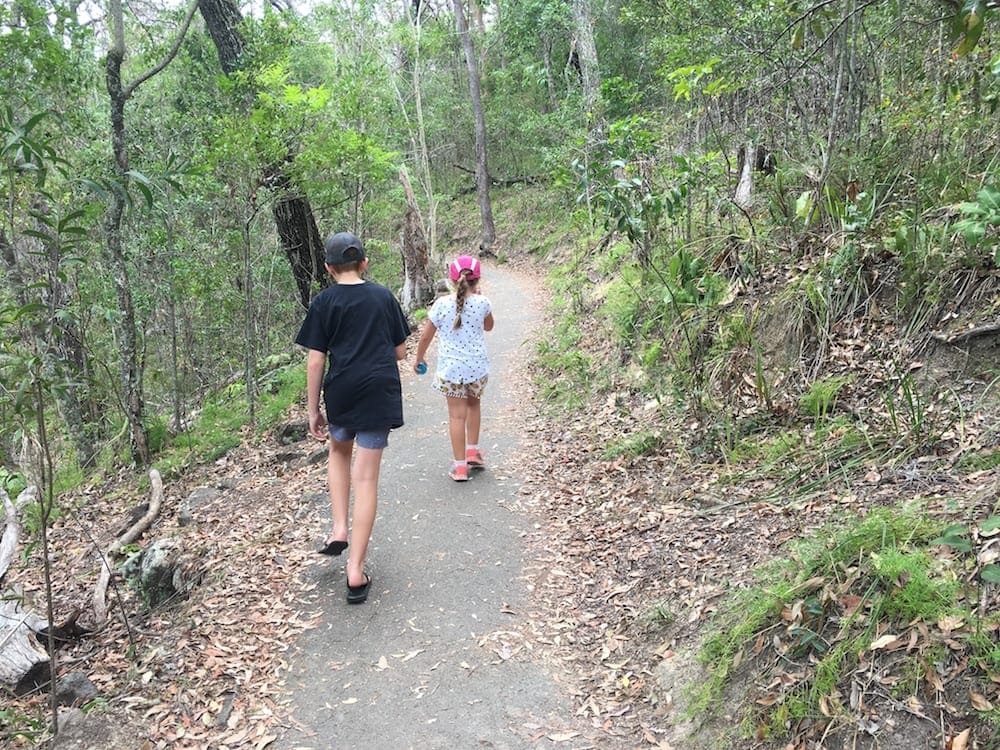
[
  {"xmin": 930, "ymin": 322, "xmax": 1000, "ymax": 344},
  {"xmin": 1, "ymin": 487, "xmax": 36, "ymax": 581},
  {"xmin": 92, "ymin": 469, "xmax": 164, "ymax": 626}
]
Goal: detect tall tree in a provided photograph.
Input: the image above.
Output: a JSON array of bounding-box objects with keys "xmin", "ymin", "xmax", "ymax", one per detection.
[
  {"xmin": 104, "ymin": 0, "xmax": 200, "ymax": 464},
  {"xmin": 571, "ymin": 0, "xmax": 601, "ymax": 117},
  {"xmin": 198, "ymin": 0, "xmax": 327, "ymax": 308},
  {"xmin": 452, "ymin": 0, "xmax": 496, "ymax": 254}
]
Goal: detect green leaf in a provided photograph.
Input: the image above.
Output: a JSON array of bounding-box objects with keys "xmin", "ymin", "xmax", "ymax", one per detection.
[
  {"xmin": 791, "ymin": 22, "xmax": 804, "ymax": 51},
  {"xmin": 795, "ymin": 191, "xmax": 813, "ymax": 220},
  {"xmin": 932, "ymin": 524, "xmax": 973, "ymax": 552},
  {"xmin": 981, "ymin": 565, "xmax": 1000, "ymax": 584},
  {"xmin": 980, "ymin": 516, "xmax": 1000, "ymax": 535}
]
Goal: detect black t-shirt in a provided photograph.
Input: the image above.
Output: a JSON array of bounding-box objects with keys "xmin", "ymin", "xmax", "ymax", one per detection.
[{"xmin": 295, "ymin": 281, "xmax": 411, "ymax": 430}]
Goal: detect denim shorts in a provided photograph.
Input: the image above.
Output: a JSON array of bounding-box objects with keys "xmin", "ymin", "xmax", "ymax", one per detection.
[{"xmin": 329, "ymin": 424, "xmax": 390, "ymax": 449}]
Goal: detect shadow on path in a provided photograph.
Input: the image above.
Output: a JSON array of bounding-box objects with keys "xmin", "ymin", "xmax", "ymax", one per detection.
[{"xmin": 275, "ymin": 264, "xmax": 576, "ymax": 749}]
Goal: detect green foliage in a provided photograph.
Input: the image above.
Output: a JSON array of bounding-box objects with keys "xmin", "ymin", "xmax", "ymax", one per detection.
[
  {"xmin": 954, "ymin": 186, "xmax": 1000, "ymax": 265},
  {"xmin": 0, "ymin": 467, "xmax": 27, "ymax": 497},
  {"xmin": 152, "ymin": 362, "xmax": 304, "ymax": 481},
  {"xmin": 602, "ymin": 429, "xmax": 663, "ymax": 461},
  {"xmin": 798, "ymin": 375, "xmax": 853, "ymax": 420},
  {"xmin": 696, "ymin": 508, "xmax": 985, "ymax": 737}
]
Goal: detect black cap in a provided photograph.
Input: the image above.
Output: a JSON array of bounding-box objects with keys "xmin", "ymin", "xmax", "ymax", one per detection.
[{"xmin": 324, "ymin": 232, "xmax": 365, "ymax": 265}]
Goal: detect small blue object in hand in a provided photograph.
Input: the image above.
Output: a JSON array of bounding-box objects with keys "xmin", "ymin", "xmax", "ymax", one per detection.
[{"xmin": 416, "ymin": 362, "xmax": 427, "ymax": 375}]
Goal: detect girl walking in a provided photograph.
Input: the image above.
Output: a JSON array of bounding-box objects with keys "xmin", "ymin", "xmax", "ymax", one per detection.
[{"xmin": 413, "ymin": 255, "xmax": 494, "ymax": 481}]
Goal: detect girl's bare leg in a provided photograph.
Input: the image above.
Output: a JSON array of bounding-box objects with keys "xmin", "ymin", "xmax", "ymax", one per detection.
[
  {"xmin": 327, "ymin": 438, "xmax": 352, "ymax": 544},
  {"xmin": 446, "ymin": 396, "xmax": 469, "ymax": 461},
  {"xmin": 465, "ymin": 395, "xmax": 482, "ymax": 447},
  {"xmin": 346, "ymin": 445, "xmax": 383, "ymax": 587}
]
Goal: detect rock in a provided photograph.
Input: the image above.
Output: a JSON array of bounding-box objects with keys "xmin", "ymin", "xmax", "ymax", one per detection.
[
  {"xmin": 48, "ymin": 707, "xmax": 144, "ymax": 749},
  {"xmin": 178, "ymin": 487, "xmax": 220, "ymax": 526},
  {"xmin": 277, "ymin": 421, "xmax": 308, "ymax": 445},
  {"xmin": 122, "ymin": 538, "xmax": 202, "ymax": 610},
  {"xmin": 56, "ymin": 672, "xmax": 99, "ymax": 707}
]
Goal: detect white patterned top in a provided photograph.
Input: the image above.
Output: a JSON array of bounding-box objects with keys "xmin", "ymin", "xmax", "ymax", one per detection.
[{"xmin": 428, "ymin": 293, "xmax": 492, "ymax": 384}]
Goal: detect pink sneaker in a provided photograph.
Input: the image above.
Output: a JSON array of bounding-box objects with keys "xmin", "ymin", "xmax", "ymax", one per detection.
[
  {"xmin": 466, "ymin": 448, "xmax": 486, "ymax": 468},
  {"xmin": 449, "ymin": 463, "xmax": 469, "ymax": 481}
]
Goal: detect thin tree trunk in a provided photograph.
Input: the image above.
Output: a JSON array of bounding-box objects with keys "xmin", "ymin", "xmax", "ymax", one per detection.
[
  {"xmin": 105, "ymin": 1, "xmax": 148, "ymax": 465},
  {"xmin": 409, "ymin": 1, "xmax": 438, "ymax": 261},
  {"xmin": 543, "ymin": 38, "xmax": 558, "ymax": 112},
  {"xmin": 452, "ymin": 0, "xmax": 496, "ymax": 254},
  {"xmin": 398, "ymin": 167, "xmax": 434, "ymax": 313},
  {"xmin": 103, "ymin": 0, "xmax": 198, "ymax": 464},
  {"xmin": 0, "ymin": 227, "xmax": 95, "ymax": 466}
]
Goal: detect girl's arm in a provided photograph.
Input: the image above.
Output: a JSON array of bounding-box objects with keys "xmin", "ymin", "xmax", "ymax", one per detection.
[
  {"xmin": 413, "ymin": 320, "xmax": 438, "ymax": 372},
  {"xmin": 483, "ymin": 311, "xmax": 494, "ymax": 332}
]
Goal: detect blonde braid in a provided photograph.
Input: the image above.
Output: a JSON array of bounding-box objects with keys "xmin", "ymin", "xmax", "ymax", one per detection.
[{"xmin": 453, "ymin": 273, "xmax": 471, "ymax": 330}]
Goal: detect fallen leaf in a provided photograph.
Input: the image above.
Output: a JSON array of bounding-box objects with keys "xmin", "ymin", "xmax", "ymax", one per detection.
[
  {"xmin": 970, "ymin": 691, "xmax": 993, "ymax": 711},
  {"xmin": 869, "ymin": 634, "xmax": 900, "ymax": 651}
]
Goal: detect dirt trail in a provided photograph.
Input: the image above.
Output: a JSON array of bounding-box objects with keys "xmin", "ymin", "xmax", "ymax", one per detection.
[{"xmin": 274, "ymin": 264, "xmax": 592, "ymax": 749}]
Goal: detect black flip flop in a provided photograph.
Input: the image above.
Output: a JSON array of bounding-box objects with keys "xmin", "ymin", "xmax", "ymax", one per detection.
[
  {"xmin": 317, "ymin": 539, "xmax": 348, "ymax": 556},
  {"xmin": 346, "ymin": 574, "xmax": 372, "ymax": 604}
]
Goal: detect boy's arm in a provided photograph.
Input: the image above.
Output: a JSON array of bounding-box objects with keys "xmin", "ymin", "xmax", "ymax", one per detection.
[
  {"xmin": 305, "ymin": 349, "xmax": 328, "ymax": 440},
  {"xmin": 412, "ymin": 320, "xmax": 437, "ymax": 372},
  {"xmin": 395, "ymin": 342, "xmax": 407, "ymax": 361}
]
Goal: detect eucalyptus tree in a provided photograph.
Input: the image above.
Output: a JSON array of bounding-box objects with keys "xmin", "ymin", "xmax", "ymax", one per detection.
[
  {"xmin": 102, "ymin": 0, "xmax": 201, "ymax": 464},
  {"xmin": 197, "ymin": 0, "xmax": 329, "ymax": 309},
  {"xmin": 453, "ymin": 0, "xmax": 496, "ymax": 254}
]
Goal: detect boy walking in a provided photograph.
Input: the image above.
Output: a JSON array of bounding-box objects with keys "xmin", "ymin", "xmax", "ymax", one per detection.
[{"xmin": 295, "ymin": 232, "xmax": 411, "ymax": 604}]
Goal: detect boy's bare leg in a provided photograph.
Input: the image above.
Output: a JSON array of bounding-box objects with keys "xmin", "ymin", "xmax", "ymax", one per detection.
[
  {"xmin": 466, "ymin": 395, "xmax": 482, "ymax": 447},
  {"xmin": 327, "ymin": 438, "xmax": 352, "ymax": 544},
  {"xmin": 346, "ymin": 446, "xmax": 383, "ymax": 587},
  {"xmin": 446, "ymin": 396, "xmax": 469, "ymax": 460}
]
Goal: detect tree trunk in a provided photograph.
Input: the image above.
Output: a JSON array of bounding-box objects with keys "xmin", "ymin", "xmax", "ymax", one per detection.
[
  {"xmin": 406, "ymin": 0, "xmax": 439, "ymax": 262},
  {"xmin": 571, "ymin": 0, "xmax": 601, "ymax": 116},
  {"xmin": 105, "ymin": 37, "xmax": 150, "ymax": 465},
  {"xmin": 102, "ymin": 0, "xmax": 197, "ymax": 464},
  {"xmin": 197, "ymin": 0, "xmax": 245, "ymax": 74},
  {"xmin": 542, "ymin": 38, "xmax": 558, "ymax": 113},
  {"xmin": 398, "ymin": 167, "xmax": 434, "ymax": 314},
  {"xmin": 270, "ymin": 170, "xmax": 327, "ymax": 309},
  {"xmin": 199, "ymin": 0, "xmax": 327, "ymax": 307},
  {"xmin": 452, "ymin": 0, "xmax": 496, "ymax": 255},
  {"xmin": 1, "ymin": 488, "xmax": 49, "ymax": 694}
]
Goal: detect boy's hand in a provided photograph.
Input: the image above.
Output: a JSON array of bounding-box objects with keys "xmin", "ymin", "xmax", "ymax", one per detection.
[{"xmin": 308, "ymin": 411, "xmax": 328, "ymax": 440}]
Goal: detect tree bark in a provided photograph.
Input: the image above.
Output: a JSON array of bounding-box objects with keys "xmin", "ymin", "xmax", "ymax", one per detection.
[
  {"xmin": 571, "ymin": 0, "xmax": 601, "ymax": 116},
  {"xmin": 197, "ymin": 0, "xmax": 245, "ymax": 74},
  {"xmin": 398, "ymin": 167, "xmax": 434, "ymax": 314},
  {"xmin": 1, "ymin": 488, "xmax": 49, "ymax": 692},
  {"xmin": 452, "ymin": 0, "xmax": 496, "ymax": 255},
  {"xmin": 269, "ymin": 170, "xmax": 326, "ymax": 309}
]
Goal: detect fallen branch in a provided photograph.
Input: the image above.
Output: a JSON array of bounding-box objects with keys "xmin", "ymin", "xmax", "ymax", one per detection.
[
  {"xmin": 930, "ymin": 322, "xmax": 1000, "ymax": 345},
  {"xmin": 1, "ymin": 487, "xmax": 49, "ymax": 689},
  {"xmin": 1, "ymin": 487, "xmax": 36, "ymax": 582},
  {"xmin": 92, "ymin": 469, "xmax": 165, "ymax": 626}
]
